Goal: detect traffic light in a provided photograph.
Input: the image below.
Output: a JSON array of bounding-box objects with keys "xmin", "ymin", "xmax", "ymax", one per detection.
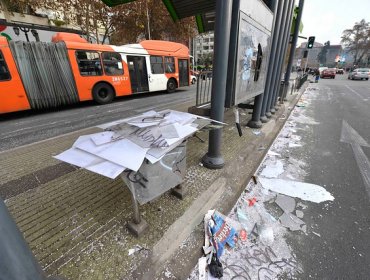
[{"xmin": 307, "ymin": 36, "xmax": 315, "ymax": 49}]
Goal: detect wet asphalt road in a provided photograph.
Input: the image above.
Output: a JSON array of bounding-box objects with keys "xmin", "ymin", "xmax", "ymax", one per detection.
[
  {"xmin": 289, "ymin": 74, "xmax": 370, "ymax": 279},
  {"xmin": 0, "ymin": 86, "xmax": 196, "ymax": 152}
]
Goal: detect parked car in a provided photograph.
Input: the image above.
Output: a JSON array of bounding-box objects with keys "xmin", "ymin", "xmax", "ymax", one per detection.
[
  {"xmin": 318, "ymin": 67, "xmax": 328, "ymax": 74},
  {"xmin": 348, "ymin": 68, "xmax": 369, "ymax": 80},
  {"xmin": 320, "ymin": 68, "xmax": 336, "ymax": 79},
  {"xmin": 336, "ymin": 69, "xmax": 344, "ymax": 74}
]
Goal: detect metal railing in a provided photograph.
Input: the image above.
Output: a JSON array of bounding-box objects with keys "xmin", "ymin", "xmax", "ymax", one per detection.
[
  {"xmin": 195, "ymin": 71, "xmax": 213, "ymax": 107},
  {"xmin": 295, "ymin": 73, "xmax": 308, "ymax": 90}
]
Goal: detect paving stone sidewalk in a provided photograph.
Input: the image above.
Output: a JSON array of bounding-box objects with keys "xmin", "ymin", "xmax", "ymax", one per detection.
[{"xmin": 0, "ymin": 86, "xmax": 305, "ymax": 280}]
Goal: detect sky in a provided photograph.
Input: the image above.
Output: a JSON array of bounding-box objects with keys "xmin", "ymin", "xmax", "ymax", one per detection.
[{"xmin": 298, "ymin": 0, "xmax": 370, "ymax": 46}]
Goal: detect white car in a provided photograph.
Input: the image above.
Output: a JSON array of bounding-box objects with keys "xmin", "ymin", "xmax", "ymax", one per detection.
[
  {"xmin": 191, "ymin": 75, "xmax": 197, "ymax": 84},
  {"xmin": 318, "ymin": 67, "xmax": 328, "ymax": 74},
  {"xmin": 348, "ymin": 68, "xmax": 369, "ymax": 80}
]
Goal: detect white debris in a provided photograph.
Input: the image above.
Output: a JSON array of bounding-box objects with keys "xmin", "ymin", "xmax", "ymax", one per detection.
[
  {"xmin": 259, "ymin": 178, "xmax": 334, "ymax": 203},
  {"xmin": 267, "ymin": 151, "xmax": 281, "ymax": 156},
  {"xmin": 198, "ymin": 257, "xmax": 207, "ymax": 280},
  {"xmin": 260, "ymin": 159, "xmax": 284, "ymax": 178},
  {"xmin": 275, "ymin": 194, "xmax": 296, "ymax": 213},
  {"xmin": 296, "ymin": 210, "xmax": 304, "ymax": 218},
  {"xmin": 279, "ymin": 213, "xmax": 305, "ymax": 232}
]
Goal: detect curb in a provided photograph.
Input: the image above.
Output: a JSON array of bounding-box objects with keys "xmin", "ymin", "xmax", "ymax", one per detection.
[{"xmin": 146, "ymin": 83, "xmax": 309, "ymax": 279}]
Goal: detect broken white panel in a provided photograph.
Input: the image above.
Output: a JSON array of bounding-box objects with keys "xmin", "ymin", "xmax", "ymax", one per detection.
[
  {"xmin": 147, "ymin": 139, "xmax": 183, "ymax": 160},
  {"xmin": 275, "ymin": 194, "xmax": 296, "ymax": 213},
  {"xmin": 75, "ymin": 137, "xmax": 147, "ymax": 171},
  {"xmin": 279, "ymin": 212, "xmax": 305, "ymax": 232},
  {"xmin": 158, "ymin": 124, "xmax": 179, "ymax": 139},
  {"xmin": 54, "ymin": 148, "xmax": 125, "ymax": 179},
  {"xmin": 259, "ymin": 178, "xmax": 334, "ymax": 203},
  {"xmin": 74, "ymin": 137, "xmax": 112, "ymax": 154},
  {"xmin": 85, "ymin": 160, "xmax": 126, "ymax": 179},
  {"xmin": 166, "ymin": 124, "xmax": 198, "ymax": 146},
  {"xmin": 90, "ymin": 131, "xmax": 115, "ymax": 145},
  {"xmin": 95, "ymin": 139, "xmax": 148, "ymax": 171},
  {"xmin": 96, "ymin": 110, "xmax": 158, "ymax": 129},
  {"xmin": 260, "ymin": 159, "xmax": 284, "ymax": 178},
  {"xmin": 54, "ymin": 147, "xmax": 103, "ymax": 168},
  {"xmin": 163, "ymin": 110, "xmax": 197, "ymax": 126},
  {"xmin": 127, "ymin": 111, "xmax": 169, "ymax": 127},
  {"xmin": 145, "ymin": 153, "xmax": 166, "ymax": 164}
]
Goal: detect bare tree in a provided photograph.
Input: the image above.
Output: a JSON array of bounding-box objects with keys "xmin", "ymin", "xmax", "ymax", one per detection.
[
  {"xmin": 341, "ymin": 19, "xmax": 370, "ymax": 66},
  {"xmin": 317, "ymin": 41, "xmax": 330, "ymax": 65}
]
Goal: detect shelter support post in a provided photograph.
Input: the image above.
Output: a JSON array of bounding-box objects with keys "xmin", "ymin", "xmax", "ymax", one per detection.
[
  {"xmin": 202, "ymin": 0, "xmax": 233, "ymax": 169},
  {"xmin": 269, "ymin": 0, "xmax": 294, "ymax": 112},
  {"xmin": 260, "ymin": 0, "xmax": 286, "ymax": 122}
]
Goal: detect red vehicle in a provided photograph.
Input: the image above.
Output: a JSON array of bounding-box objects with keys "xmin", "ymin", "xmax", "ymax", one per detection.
[{"xmin": 320, "ymin": 68, "xmax": 336, "ymax": 79}]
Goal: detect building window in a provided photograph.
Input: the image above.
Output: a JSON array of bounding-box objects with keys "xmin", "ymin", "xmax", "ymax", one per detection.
[
  {"xmin": 150, "ymin": 56, "xmax": 164, "ymax": 74},
  {"xmin": 76, "ymin": 51, "xmax": 102, "ymax": 76},
  {"xmin": 164, "ymin": 56, "xmax": 175, "ymax": 73},
  {"xmin": 0, "ymin": 51, "xmax": 11, "ymax": 81},
  {"xmin": 102, "ymin": 52, "xmax": 124, "ymax": 76}
]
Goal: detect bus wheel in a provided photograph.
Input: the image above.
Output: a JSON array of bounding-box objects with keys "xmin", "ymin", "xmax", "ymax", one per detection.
[
  {"xmin": 93, "ymin": 83, "xmax": 115, "ymax": 104},
  {"xmin": 166, "ymin": 78, "xmax": 177, "ymax": 93}
]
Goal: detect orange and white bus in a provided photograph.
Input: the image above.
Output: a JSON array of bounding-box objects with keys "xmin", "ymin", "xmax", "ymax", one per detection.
[{"xmin": 0, "ymin": 32, "xmax": 190, "ymax": 114}]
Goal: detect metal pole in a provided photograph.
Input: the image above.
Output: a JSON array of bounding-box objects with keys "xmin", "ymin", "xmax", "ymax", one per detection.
[
  {"xmin": 265, "ymin": 0, "xmax": 291, "ymax": 117},
  {"xmin": 0, "ymin": 199, "xmax": 46, "ymax": 280},
  {"xmin": 201, "ymin": 0, "xmax": 233, "ymax": 169},
  {"xmin": 270, "ymin": 0, "xmax": 294, "ymax": 110},
  {"xmin": 271, "ymin": 0, "xmax": 294, "ymax": 107},
  {"xmin": 260, "ymin": 0, "xmax": 285, "ymax": 123},
  {"xmin": 247, "ymin": 0, "xmax": 278, "ymax": 128},
  {"xmin": 283, "ymin": 0, "xmax": 305, "ymax": 86},
  {"xmin": 304, "ymin": 49, "xmax": 309, "ymax": 72}
]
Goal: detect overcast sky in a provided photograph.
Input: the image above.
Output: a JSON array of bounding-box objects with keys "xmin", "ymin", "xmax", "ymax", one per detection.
[{"xmin": 298, "ymin": 0, "xmax": 370, "ymax": 46}]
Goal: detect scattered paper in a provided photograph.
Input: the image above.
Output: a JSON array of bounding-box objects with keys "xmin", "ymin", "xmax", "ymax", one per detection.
[
  {"xmin": 198, "ymin": 257, "xmax": 207, "ymax": 280},
  {"xmin": 260, "ymin": 178, "xmax": 334, "ymax": 203}
]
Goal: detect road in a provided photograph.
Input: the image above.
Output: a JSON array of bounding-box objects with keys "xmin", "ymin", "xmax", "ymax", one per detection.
[
  {"xmin": 0, "ymin": 86, "xmax": 196, "ymax": 152},
  {"xmin": 288, "ymin": 74, "xmax": 370, "ymax": 279}
]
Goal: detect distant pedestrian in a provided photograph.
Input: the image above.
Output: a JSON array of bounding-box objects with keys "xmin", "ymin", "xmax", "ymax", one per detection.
[{"xmin": 315, "ymin": 69, "xmax": 320, "ymax": 83}]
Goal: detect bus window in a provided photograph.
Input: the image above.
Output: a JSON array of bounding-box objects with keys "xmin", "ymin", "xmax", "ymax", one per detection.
[
  {"xmin": 76, "ymin": 51, "xmax": 102, "ymax": 76},
  {"xmin": 150, "ymin": 56, "xmax": 164, "ymax": 74},
  {"xmin": 164, "ymin": 56, "xmax": 175, "ymax": 73},
  {"xmin": 102, "ymin": 52, "xmax": 124, "ymax": 76},
  {"xmin": 0, "ymin": 51, "xmax": 11, "ymax": 81}
]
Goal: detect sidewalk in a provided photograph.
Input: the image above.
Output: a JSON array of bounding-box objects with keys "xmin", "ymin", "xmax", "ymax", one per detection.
[{"xmin": 0, "ymin": 85, "xmax": 306, "ymax": 280}]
